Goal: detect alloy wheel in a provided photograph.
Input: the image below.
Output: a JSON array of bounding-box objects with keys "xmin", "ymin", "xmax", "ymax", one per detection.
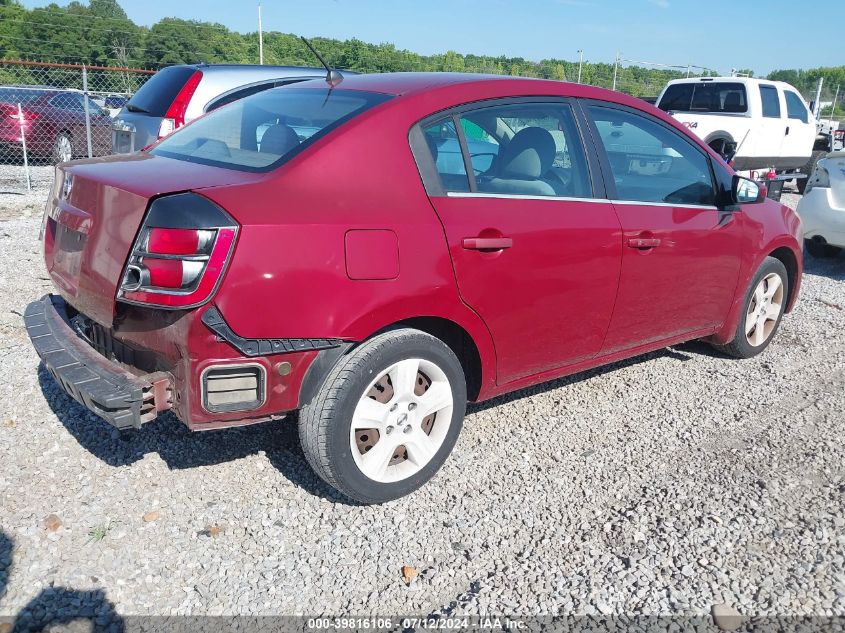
[
  {"xmin": 745, "ymin": 272, "xmax": 784, "ymax": 347},
  {"xmin": 55, "ymin": 135, "xmax": 73, "ymax": 163}
]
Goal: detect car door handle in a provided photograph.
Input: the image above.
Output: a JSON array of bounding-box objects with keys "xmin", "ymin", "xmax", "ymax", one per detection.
[
  {"xmin": 627, "ymin": 237, "xmax": 661, "ymax": 249},
  {"xmin": 785, "ymin": 126, "xmax": 790, "ymax": 136},
  {"xmin": 462, "ymin": 237, "xmax": 513, "ymax": 250}
]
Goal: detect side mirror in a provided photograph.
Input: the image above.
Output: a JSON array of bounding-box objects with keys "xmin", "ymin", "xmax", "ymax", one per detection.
[{"xmin": 732, "ymin": 175, "xmax": 767, "ymax": 204}]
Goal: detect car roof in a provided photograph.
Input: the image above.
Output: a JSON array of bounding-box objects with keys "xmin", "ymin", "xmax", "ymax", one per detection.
[
  {"xmin": 291, "ymin": 71, "xmax": 605, "ymax": 97},
  {"xmin": 180, "ymin": 63, "xmax": 352, "ymax": 76}
]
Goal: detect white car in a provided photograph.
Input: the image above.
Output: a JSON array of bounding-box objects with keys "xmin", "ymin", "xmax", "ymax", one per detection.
[
  {"xmin": 797, "ymin": 151, "xmax": 845, "ymax": 257},
  {"xmin": 656, "ymin": 77, "xmax": 818, "ymax": 178}
]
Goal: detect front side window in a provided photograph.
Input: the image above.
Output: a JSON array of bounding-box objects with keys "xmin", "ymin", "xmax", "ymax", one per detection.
[
  {"xmin": 422, "ymin": 102, "xmax": 592, "ymax": 198},
  {"xmin": 784, "ymin": 91, "xmax": 809, "ymax": 123},
  {"xmin": 658, "ymin": 82, "xmax": 747, "ymax": 114},
  {"xmin": 759, "ymin": 85, "xmax": 781, "ymax": 118},
  {"xmin": 151, "ymin": 88, "xmax": 390, "ymax": 171},
  {"xmin": 588, "ymin": 105, "xmax": 715, "ymax": 206}
]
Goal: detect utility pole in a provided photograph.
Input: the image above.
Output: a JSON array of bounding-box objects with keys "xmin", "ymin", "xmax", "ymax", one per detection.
[
  {"xmin": 258, "ymin": 3, "xmax": 264, "ymax": 65},
  {"xmin": 813, "ymin": 77, "xmax": 824, "ymax": 119},
  {"xmin": 577, "ymin": 49, "xmax": 583, "ymax": 83},
  {"xmin": 829, "ymin": 85, "xmax": 840, "ymax": 124},
  {"xmin": 612, "ymin": 52, "xmax": 620, "ymax": 91}
]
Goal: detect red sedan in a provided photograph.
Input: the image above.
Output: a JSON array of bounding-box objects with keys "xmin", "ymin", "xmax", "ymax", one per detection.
[
  {"xmin": 26, "ymin": 73, "xmax": 803, "ymax": 503},
  {"xmin": 0, "ymin": 87, "xmax": 112, "ymax": 162}
]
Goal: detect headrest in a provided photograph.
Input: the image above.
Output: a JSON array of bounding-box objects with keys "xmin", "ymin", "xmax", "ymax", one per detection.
[
  {"xmin": 260, "ymin": 124, "xmax": 300, "ymax": 155},
  {"xmin": 499, "ymin": 127, "xmax": 556, "ymax": 179}
]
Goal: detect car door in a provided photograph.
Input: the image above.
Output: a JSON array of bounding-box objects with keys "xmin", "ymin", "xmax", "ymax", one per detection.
[
  {"xmin": 782, "ymin": 89, "xmax": 816, "ymax": 166},
  {"xmin": 412, "ymin": 99, "xmax": 623, "ymax": 384},
  {"xmin": 756, "ymin": 84, "xmax": 786, "ymax": 165},
  {"xmin": 583, "ymin": 102, "xmax": 743, "ymax": 354}
]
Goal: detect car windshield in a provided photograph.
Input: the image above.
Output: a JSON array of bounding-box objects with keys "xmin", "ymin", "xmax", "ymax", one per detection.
[
  {"xmin": 150, "ymin": 87, "xmax": 391, "ymax": 171},
  {"xmin": 0, "ymin": 87, "xmax": 48, "ymax": 105},
  {"xmin": 658, "ymin": 82, "xmax": 748, "ymax": 114}
]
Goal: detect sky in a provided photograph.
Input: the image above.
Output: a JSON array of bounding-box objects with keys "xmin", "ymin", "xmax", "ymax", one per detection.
[{"xmin": 20, "ymin": 0, "xmax": 844, "ymax": 75}]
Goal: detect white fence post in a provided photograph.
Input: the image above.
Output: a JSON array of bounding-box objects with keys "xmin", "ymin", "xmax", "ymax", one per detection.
[
  {"xmin": 82, "ymin": 65, "xmax": 93, "ymax": 158},
  {"xmin": 16, "ymin": 103, "xmax": 32, "ymax": 192}
]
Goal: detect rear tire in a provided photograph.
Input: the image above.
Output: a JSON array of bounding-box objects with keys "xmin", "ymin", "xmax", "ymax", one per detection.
[
  {"xmin": 53, "ymin": 132, "xmax": 73, "ymax": 163},
  {"xmin": 299, "ymin": 328, "xmax": 467, "ymax": 504},
  {"xmin": 712, "ymin": 257, "xmax": 788, "ymax": 359},
  {"xmin": 805, "ymin": 237, "xmax": 842, "ymax": 259}
]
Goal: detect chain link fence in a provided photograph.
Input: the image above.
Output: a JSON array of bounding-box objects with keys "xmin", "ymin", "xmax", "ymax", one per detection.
[
  {"xmin": 0, "ymin": 60, "xmax": 153, "ymax": 193},
  {"xmin": 0, "ymin": 57, "xmax": 840, "ymax": 194}
]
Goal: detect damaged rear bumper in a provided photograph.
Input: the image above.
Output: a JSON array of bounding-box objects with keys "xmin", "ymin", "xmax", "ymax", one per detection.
[{"xmin": 24, "ymin": 294, "xmax": 172, "ymax": 430}]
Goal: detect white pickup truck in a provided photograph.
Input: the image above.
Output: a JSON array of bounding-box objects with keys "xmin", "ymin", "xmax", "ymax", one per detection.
[{"xmin": 655, "ymin": 77, "xmax": 820, "ymax": 191}]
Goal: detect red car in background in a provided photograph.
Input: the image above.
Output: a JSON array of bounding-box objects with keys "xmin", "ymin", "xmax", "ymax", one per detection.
[
  {"xmin": 0, "ymin": 87, "xmax": 112, "ymax": 162},
  {"xmin": 26, "ymin": 73, "xmax": 803, "ymax": 503}
]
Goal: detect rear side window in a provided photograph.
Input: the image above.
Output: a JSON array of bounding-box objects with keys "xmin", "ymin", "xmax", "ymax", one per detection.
[
  {"xmin": 0, "ymin": 88, "xmax": 46, "ymax": 104},
  {"xmin": 422, "ymin": 119, "xmax": 471, "ymax": 192},
  {"xmin": 151, "ymin": 88, "xmax": 391, "ymax": 171},
  {"xmin": 759, "ymin": 85, "xmax": 781, "ymax": 118},
  {"xmin": 784, "ymin": 91, "xmax": 809, "ymax": 123},
  {"xmin": 658, "ymin": 82, "xmax": 747, "ymax": 114},
  {"xmin": 421, "ymin": 102, "xmax": 592, "ymax": 199},
  {"xmin": 127, "ymin": 66, "xmax": 198, "ymax": 116},
  {"xmin": 588, "ymin": 105, "xmax": 715, "ymax": 206}
]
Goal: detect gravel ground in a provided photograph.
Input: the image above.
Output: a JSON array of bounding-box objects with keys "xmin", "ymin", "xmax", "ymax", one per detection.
[{"xmin": 0, "ymin": 186, "xmax": 843, "ymax": 627}]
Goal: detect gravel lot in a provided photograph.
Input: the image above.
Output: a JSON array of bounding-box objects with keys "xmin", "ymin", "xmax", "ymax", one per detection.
[{"xmin": 0, "ymin": 185, "xmax": 843, "ymax": 627}]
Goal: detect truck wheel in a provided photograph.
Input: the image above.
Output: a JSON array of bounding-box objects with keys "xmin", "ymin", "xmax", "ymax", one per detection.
[
  {"xmin": 299, "ymin": 328, "xmax": 467, "ymax": 504},
  {"xmin": 805, "ymin": 237, "xmax": 842, "ymax": 259},
  {"xmin": 711, "ymin": 257, "xmax": 788, "ymax": 359},
  {"xmin": 796, "ymin": 150, "xmax": 825, "ymax": 194}
]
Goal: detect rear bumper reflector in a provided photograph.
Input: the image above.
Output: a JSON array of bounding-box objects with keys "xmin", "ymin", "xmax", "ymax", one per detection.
[{"xmin": 24, "ymin": 294, "xmax": 172, "ymax": 430}]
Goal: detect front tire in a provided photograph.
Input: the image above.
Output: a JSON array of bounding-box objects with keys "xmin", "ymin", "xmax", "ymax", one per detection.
[
  {"xmin": 712, "ymin": 257, "xmax": 788, "ymax": 359},
  {"xmin": 299, "ymin": 328, "xmax": 467, "ymax": 504}
]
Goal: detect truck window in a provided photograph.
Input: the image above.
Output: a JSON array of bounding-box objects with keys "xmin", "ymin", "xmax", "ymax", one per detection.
[
  {"xmin": 759, "ymin": 85, "xmax": 781, "ymax": 118},
  {"xmin": 784, "ymin": 91, "xmax": 809, "ymax": 123},
  {"xmin": 658, "ymin": 82, "xmax": 747, "ymax": 114}
]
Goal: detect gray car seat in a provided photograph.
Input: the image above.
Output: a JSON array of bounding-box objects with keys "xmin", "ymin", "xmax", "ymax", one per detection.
[
  {"xmin": 481, "ymin": 127, "xmax": 558, "ymax": 196},
  {"xmin": 260, "ymin": 123, "xmax": 300, "ymax": 156}
]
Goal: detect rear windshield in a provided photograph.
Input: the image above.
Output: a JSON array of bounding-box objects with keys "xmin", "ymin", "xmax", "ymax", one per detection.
[
  {"xmin": 0, "ymin": 87, "xmax": 48, "ymax": 105},
  {"xmin": 658, "ymin": 82, "xmax": 748, "ymax": 114},
  {"xmin": 126, "ymin": 66, "xmax": 198, "ymax": 116},
  {"xmin": 150, "ymin": 88, "xmax": 391, "ymax": 172}
]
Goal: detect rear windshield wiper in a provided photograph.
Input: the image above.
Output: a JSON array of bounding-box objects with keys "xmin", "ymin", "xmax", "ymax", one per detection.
[{"xmin": 126, "ymin": 103, "xmax": 149, "ymax": 113}]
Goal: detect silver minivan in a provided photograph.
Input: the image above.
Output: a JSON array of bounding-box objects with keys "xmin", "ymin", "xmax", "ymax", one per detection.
[{"xmin": 112, "ymin": 64, "xmax": 331, "ymax": 153}]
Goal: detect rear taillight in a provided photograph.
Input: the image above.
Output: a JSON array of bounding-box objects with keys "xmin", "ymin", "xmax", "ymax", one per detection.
[
  {"xmin": 158, "ymin": 69, "xmax": 202, "ymax": 139},
  {"xmin": 118, "ymin": 193, "xmax": 237, "ymax": 309}
]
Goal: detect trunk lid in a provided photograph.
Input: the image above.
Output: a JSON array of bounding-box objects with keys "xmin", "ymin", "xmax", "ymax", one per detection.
[{"xmin": 44, "ymin": 152, "xmax": 262, "ymax": 326}]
